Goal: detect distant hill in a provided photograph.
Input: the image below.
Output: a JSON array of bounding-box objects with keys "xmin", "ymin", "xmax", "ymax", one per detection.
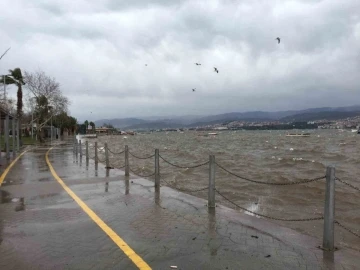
[
  {"xmin": 93, "ymin": 105, "xmax": 360, "ymax": 130},
  {"xmin": 301, "ymin": 105, "xmax": 360, "ymax": 113},
  {"xmin": 94, "ymin": 118, "xmax": 147, "ymax": 128},
  {"xmin": 190, "ymin": 105, "xmax": 360, "ymax": 124},
  {"xmin": 187, "ymin": 117, "xmax": 272, "ymax": 127},
  {"xmin": 125, "ymin": 121, "xmax": 183, "ymax": 130},
  {"xmin": 141, "ymin": 115, "xmax": 205, "ymax": 125},
  {"xmin": 280, "ymin": 111, "xmax": 360, "ymax": 122}
]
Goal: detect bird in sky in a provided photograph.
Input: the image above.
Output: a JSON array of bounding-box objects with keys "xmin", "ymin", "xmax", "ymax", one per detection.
[
  {"xmin": 192, "ymin": 88, "xmax": 196, "ymax": 92},
  {"xmin": 145, "ymin": 64, "xmax": 148, "ymax": 66},
  {"xmin": 195, "ymin": 63, "xmax": 201, "ymax": 66},
  {"xmin": 275, "ymin": 37, "xmax": 280, "ymax": 44},
  {"xmin": 214, "ymin": 67, "xmax": 219, "ymax": 73}
]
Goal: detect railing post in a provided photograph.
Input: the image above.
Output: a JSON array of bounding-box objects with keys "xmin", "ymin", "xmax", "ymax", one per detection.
[
  {"xmin": 12, "ymin": 118, "xmax": 16, "ymax": 157},
  {"xmin": 79, "ymin": 140, "xmax": 82, "ymax": 158},
  {"xmin": 5, "ymin": 114, "xmax": 9, "ymax": 159},
  {"xmin": 73, "ymin": 136, "xmax": 76, "ymax": 153},
  {"xmin": 16, "ymin": 119, "xmax": 20, "ymax": 152},
  {"xmin": 75, "ymin": 139, "xmax": 78, "ymax": 157},
  {"xmin": 85, "ymin": 141, "xmax": 89, "ymax": 162},
  {"xmin": 95, "ymin": 142, "xmax": 98, "ymax": 166},
  {"xmin": 208, "ymin": 155, "xmax": 216, "ymax": 208},
  {"xmin": 155, "ymin": 149, "xmax": 160, "ymax": 191},
  {"xmin": 323, "ymin": 166, "xmax": 336, "ymax": 251},
  {"xmin": 105, "ymin": 142, "xmax": 110, "ymax": 168},
  {"xmin": 125, "ymin": 145, "xmax": 129, "ymax": 176}
]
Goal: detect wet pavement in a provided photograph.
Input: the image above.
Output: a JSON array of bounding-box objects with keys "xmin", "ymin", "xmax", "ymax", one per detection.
[{"xmin": 1, "ymin": 142, "xmax": 359, "ymax": 269}]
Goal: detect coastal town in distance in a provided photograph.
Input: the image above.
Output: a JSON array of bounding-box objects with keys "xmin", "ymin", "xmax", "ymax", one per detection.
[{"xmin": 91, "ymin": 107, "xmax": 360, "ymax": 133}]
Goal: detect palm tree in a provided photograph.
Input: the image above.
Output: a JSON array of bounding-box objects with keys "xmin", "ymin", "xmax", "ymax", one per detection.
[
  {"xmin": 7, "ymin": 68, "xmax": 25, "ymax": 118},
  {"xmin": 2, "ymin": 68, "xmax": 25, "ymax": 139},
  {"xmin": 84, "ymin": 120, "xmax": 89, "ymax": 134},
  {"xmin": 89, "ymin": 121, "xmax": 95, "ymax": 134}
]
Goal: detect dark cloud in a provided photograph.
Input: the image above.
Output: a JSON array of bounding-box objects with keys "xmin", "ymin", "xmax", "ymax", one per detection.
[{"xmin": 0, "ymin": 0, "xmax": 359, "ymax": 121}]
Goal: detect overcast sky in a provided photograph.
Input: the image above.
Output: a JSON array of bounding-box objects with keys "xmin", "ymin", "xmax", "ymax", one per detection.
[{"xmin": 1, "ymin": 0, "xmax": 360, "ymax": 121}]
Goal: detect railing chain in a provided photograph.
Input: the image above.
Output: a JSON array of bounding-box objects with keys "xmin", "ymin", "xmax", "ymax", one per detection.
[
  {"xmin": 215, "ymin": 189, "xmax": 324, "ymax": 222},
  {"xmin": 107, "ymin": 147, "xmax": 125, "ymax": 155},
  {"xmin": 335, "ymin": 221, "xmax": 360, "ymax": 238},
  {"xmin": 216, "ymin": 162, "xmax": 325, "ymax": 185},
  {"xmin": 159, "ymin": 154, "xmax": 209, "ymax": 169},
  {"xmin": 336, "ymin": 178, "xmax": 360, "ymax": 192},
  {"xmin": 161, "ymin": 178, "xmax": 208, "ymax": 193},
  {"xmin": 129, "ymin": 151, "xmax": 155, "ymax": 160}
]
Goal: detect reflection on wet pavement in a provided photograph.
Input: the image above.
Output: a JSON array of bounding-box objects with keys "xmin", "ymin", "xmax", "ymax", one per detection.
[
  {"xmin": 14, "ymin": 197, "xmax": 25, "ymax": 212},
  {"xmin": 0, "ymin": 190, "xmax": 11, "ymax": 203}
]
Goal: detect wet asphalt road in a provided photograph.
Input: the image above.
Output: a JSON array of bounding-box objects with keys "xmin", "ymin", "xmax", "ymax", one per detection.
[
  {"xmin": 0, "ymin": 142, "xmax": 359, "ymax": 269},
  {"xmin": 0, "ymin": 145, "xmax": 137, "ymax": 269}
]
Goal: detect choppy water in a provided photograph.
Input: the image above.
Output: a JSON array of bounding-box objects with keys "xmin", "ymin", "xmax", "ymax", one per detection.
[{"xmin": 89, "ymin": 130, "xmax": 360, "ymax": 250}]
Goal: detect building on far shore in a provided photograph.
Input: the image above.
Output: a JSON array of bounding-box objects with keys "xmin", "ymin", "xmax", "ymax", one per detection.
[
  {"xmin": 94, "ymin": 127, "xmax": 111, "ymax": 134},
  {"xmin": 82, "ymin": 125, "xmax": 118, "ymax": 135}
]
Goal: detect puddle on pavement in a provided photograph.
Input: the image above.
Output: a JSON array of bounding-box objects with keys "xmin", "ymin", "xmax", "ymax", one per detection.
[
  {"xmin": 15, "ymin": 198, "xmax": 25, "ymax": 212},
  {"xmin": 0, "ymin": 190, "xmax": 12, "ymax": 203},
  {"xmin": 30, "ymin": 193, "xmax": 60, "ymax": 200},
  {"xmin": 0, "ymin": 180, "xmax": 19, "ymax": 185},
  {"xmin": 0, "ymin": 191, "xmax": 25, "ymax": 211},
  {"xmin": 38, "ymin": 177, "xmax": 53, "ymax": 182}
]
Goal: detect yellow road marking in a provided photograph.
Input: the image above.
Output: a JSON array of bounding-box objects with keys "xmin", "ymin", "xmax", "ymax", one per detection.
[
  {"xmin": 0, "ymin": 150, "xmax": 29, "ymax": 186},
  {"xmin": 45, "ymin": 147, "xmax": 152, "ymax": 270}
]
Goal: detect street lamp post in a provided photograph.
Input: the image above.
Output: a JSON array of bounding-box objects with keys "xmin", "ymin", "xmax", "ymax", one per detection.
[{"xmin": 3, "ymin": 75, "xmax": 6, "ymax": 103}]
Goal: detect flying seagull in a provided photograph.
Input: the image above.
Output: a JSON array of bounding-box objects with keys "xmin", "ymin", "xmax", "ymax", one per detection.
[
  {"xmin": 192, "ymin": 88, "xmax": 196, "ymax": 92},
  {"xmin": 195, "ymin": 63, "xmax": 201, "ymax": 66},
  {"xmin": 214, "ymin": 67, "xmax": 219, "ymax": 73},
  {"xmin": 275, "ymin": 37, "xmax": 280, "ymax": 44}
]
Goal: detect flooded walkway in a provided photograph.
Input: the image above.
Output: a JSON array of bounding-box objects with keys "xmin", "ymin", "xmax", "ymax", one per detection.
[{"xmin": 0, "ymin": 142, "xmax": 359, "ymax": 269}]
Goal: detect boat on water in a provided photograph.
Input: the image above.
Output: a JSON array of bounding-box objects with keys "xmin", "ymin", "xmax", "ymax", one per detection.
[
  {"xmin": 351, "ymin": 129, "xmax": 359, "ymax": 133},
  {"xmin": 197, "ymin": 132, "xmax": 218, "ymax": 137},
  {"xmin": 285, "ymin": 133, "xmax": 311, "ymax": 137}
]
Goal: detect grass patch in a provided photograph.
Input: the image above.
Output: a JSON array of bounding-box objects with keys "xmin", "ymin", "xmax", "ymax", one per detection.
[
  {"xmin": 0, "ymin": 135, "xmax": 37, "ymax": 151},
  {"xmin": 21, "ymin": 136, "xmax": 37, "ymax": 145}
]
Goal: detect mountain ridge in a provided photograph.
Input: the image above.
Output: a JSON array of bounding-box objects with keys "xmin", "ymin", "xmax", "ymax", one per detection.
[{"xmin": 94, "ymin": 105, "xmax": 360, "ymax": 129}]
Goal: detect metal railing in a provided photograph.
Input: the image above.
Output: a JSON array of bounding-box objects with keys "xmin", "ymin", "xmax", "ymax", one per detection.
[{"xmin": 73, "ymin": 137, "xmax": 360, "ymax": 250}]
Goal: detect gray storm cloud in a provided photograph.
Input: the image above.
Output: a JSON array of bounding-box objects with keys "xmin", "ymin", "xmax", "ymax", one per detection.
[{"xmin": 0, "ymin": 0, "xmax": 359, "ymax": 121}]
